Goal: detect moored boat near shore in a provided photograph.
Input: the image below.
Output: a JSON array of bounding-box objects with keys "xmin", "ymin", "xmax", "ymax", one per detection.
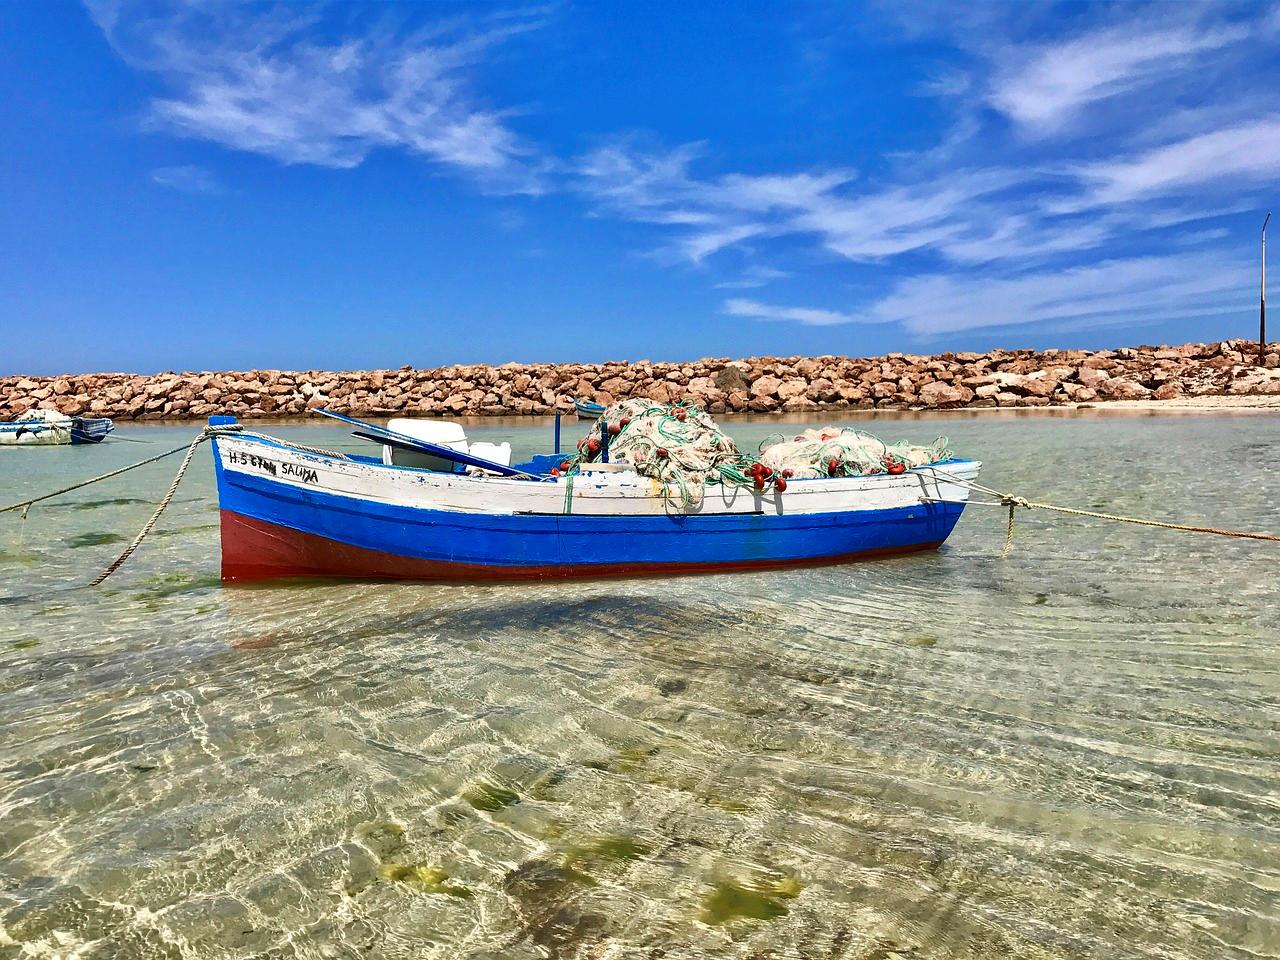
[
  {"xmin": 209, "ymin": 411, "xmax": 979, "ymax": 583},
  {"xmin": 574, "ymin": 397, "xmax": 606, "ymax": 418},
  {"xmin": 0, "ymin": 410, "xmax": 114, "ymax": 446}
]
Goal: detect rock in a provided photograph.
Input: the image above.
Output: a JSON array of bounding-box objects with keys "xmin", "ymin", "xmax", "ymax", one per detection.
[
  {"xmin": 780, "ymin": 395, "xmax": 816, "ymax": 411},
  {"xmin": 1009, "ymin": 374, "xmax": 1057, "ymax": 398},
  {"xmin": 917, "ymin": 381, "xmax": 974, "ymax": 408},
  {"xmin": 714, "ymin": 366, "xmax": 748, "ymax": 392},
  {"xmin": 1097, "ymin": 377, "xmax": 1151, "ymax": 400},
  {"xmin": 749, "ymin": 375, "xmax": 782, "ymax": 398},
  {"xmin": 0, "ymin": 341, "xmax": 1269, "ymax": 421},
  {"xmin": 776, "ymin": 378, "xmax": 808, "ymax": 400},
  {"xmin": 1228, "ymin": 370, "xmax": 1280, "ymax": 395},
  {"xmin": 1062, "ymin": 383, "xmax": 1097, "ymax": 402},
  {"xmin": 645, "ymin": 381, "xmax": 673, "ymax": 404},
  {"xmin": 1077, "ymin": 366, "xmax": 1110, "ymax": 389},
  {"xmin": 748, "ymin": 394, "xmax": 780, "ymax": 412}
]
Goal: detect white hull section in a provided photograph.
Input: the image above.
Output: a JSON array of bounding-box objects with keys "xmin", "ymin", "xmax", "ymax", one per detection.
[
  {"xmin": 215, "ymin": 436, "xmax": 980, "ymax": 518},
  {"xmin": 0, "ymin": 425, "xmax": 72, "ymax": 445}
]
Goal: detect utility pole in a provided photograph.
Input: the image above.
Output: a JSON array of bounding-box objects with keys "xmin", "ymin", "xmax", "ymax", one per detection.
[{"xmin": 1261, "ymin": 211, "xmax": 1271, "ymax": 366}]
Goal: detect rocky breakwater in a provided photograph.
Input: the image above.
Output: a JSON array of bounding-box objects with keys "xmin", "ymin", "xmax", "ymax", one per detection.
[{"xmin": 2, "ymin": 339, "xmax": 1278, "ymax": 422}]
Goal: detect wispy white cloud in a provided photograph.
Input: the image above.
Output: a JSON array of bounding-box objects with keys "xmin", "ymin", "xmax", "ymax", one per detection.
[
  {"xmin": 724, "ymin": 252, "xmax": 1251, "ymax": 337},
  {"xmin": 88, "ymin": 1, "xmax": 550, "ymax": 192},
  {"xmin": 713, "ymin": 266, "xmax": 791, "ymax": 290},
  {"xmin": 872, "ymin": 254, "xmax": 1251, "ymax": 336},
  {"xmin": 575, "ymin": 4, "xmax": 1278, "ymax": 344},
  {"xmin": 1175, "ymin": 227, "xmax": 1231, "ymax": 246},
  {"xmin": 90, "ymin": 0, "xmax": 1279, "ymax": 346},
  {"xmin": 578, "ymin": 142, "xmax": 1130, "ymax": 269},
  {"xmin": 577, "ymin": 141, "xmax": 859, "ymax": 261},
  {"xmin": 988, "ymin": 22, "xmax": 1246, "ymax": 135},
  {"xmin": 1072, "ymin": 116, "xmax": 1280, "ymax": 207},
  {"xmin": 579, "ymin": 142, "xmax": 1038, "ymax": 265},
  {"xmin": 150, "ymin": 164, "xmax": 224, "ymax": 194},
  {"xmin": 915, "ymin": 67, "xmax": 970, "ymax": 99},
  {"xmin": 724, "ymin": 298, "xmax": 862, "ymax": 327},
  {"xmin": 787, "ymin": 171, "xmax": 1021, "ymax": 261}
]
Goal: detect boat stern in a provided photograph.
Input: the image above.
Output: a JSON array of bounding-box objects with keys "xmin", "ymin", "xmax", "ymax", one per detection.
[{"xmin": 70, "ymin": 417, "xmax": 114, "ymax": 444}]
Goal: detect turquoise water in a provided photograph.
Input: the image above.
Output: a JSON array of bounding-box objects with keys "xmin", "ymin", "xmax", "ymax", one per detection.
[{"xmin": 1, "ymin": 411, "xmax": 1278, "ymax": 959}]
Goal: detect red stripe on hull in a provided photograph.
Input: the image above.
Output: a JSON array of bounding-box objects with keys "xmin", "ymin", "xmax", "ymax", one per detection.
[{"xmin": 220, "ymin": 510, "xmax": 943, "ymax": 584}]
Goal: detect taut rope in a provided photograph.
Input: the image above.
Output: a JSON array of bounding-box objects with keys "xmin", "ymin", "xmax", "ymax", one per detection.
[
  {"xmin": 3, "ymin": 424, "xmax": 351, "ymax": 585},
  {"xmin": 87, "ymin": 427, "xmax": 216, "ymax": 586},
  {"xmin": 918, "ymin": 467, "xmax": 1280, "ymax": 558},
  {"xmin": 2, "ymin": 442, "xmax": 202, "ymax": 515},
  {"xmin": 89, "ymin": 426, "xmax": 350, "ymax": 585}
]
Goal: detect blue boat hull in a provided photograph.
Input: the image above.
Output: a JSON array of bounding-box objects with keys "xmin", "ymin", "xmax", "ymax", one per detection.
[{"xmin": 215, "ymin": 463, "xmax": 965, "ymax": 582}]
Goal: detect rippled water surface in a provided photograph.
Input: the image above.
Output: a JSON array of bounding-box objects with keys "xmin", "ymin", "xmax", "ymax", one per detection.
[{"xmin": 2, "ymin": 411, "xmax": 1278, "ymax": 959}]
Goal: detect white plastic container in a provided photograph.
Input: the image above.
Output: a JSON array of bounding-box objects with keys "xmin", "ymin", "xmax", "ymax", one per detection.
[{"xmin": 382, "ymin": 419, "xmax": 468, "ymax": 471}]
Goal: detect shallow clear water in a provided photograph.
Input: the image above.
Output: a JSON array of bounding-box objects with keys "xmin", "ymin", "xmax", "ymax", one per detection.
[{"xmin": 1, "ymin": 411, "xmax": 1278, "ymax": 960}]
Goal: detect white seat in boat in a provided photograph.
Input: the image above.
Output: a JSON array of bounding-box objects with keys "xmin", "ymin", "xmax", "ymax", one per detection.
[
  {"xmin": 382, "ymin": 418, "xmax": 468, "ymax": 471},
  {"xmin": 468, "ymin": 441, "xmax": 512, "ymax": 467}
]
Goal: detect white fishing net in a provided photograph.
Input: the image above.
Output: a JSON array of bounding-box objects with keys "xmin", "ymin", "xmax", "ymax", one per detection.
[
  {"xmin": 567, "ymin": 402, "xmax": 953, "ymax": 507},
  {"xmin": 567, "ymin": 399, "xmax": 746, "ymax": 506},
  {"xmin": 757, "ymin": 427, "xmax": 952, "ymax": 479}
]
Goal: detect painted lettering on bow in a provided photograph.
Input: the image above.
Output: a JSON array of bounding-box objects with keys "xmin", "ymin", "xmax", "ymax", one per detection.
[
  {"xmin": 226, "ymin": 449, "xmax": 278, "ymax": 476},
  {"xmin": 282, "ymin": 462, "xmax": 319, "ymax": 484}
]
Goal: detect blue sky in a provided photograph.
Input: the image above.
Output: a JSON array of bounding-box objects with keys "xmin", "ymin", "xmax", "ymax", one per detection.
[{"xmin": 2, "ymin": 1, "xmax": 1278, "ymax": 374}]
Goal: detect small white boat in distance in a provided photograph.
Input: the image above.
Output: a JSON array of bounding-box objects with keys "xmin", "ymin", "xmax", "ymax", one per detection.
[{"xmin": 0, "ymin": 409, "xmax": 114, "ymax": 446}]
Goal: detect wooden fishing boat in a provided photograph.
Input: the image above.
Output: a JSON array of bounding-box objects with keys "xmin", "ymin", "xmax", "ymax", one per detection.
[
  {"xmin": 0, "ymin": 412, "xmax": 114, "ymax": 445},
  {"xmin": 574, "ymin": 398, "xmax": 606, "ymax": 418},
  {"xmin": 209, "ymin": 414, "xmax": 980, "ymax": 583}
]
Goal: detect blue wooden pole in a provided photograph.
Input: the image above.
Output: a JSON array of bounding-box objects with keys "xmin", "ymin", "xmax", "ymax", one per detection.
[
  {"xmin": 554, "ymin": 413, "xmax": 562, "ymax": 455},
  {"xmin": 1261, "ymin": 211, "xmax": 1271, "ymax": 366}
]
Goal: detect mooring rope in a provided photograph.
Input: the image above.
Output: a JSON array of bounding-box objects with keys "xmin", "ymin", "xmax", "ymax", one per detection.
[
  {"xmin": 88, "ymin": 426, "xmax": 352, "ymax": 586},
  {"xmin": 1, "ymin": 442, "xmax": 201, "ymax": 514},
  {"xmin": 1, "ymin": 427, "xmax": 349, "ymax": 517},
  {"xmin": 917, "ymin": 466, "xmax": 1280, "ymax": 557},
  {"xmin": 3, "ymin": 423, "xmax": 352, "ymax": 585},
  {"xmin": 88, "ymin": 427, "xmax": 217, "ymax": 585}
]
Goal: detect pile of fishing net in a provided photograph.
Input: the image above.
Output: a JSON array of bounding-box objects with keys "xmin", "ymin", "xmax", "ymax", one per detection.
[
  {"xmin": 565, "ymin": 400, "xmax": 953, "ymax": 506},
  {"xmin": 757, "ymin": 427, "xmax": 952, "ymax": 479},
  {"xmin": 565, "ymin": 399, "xmax": 754, "ymax": 507}
]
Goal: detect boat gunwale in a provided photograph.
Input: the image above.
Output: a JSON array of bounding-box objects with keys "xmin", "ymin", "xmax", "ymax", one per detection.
[
  {"xmin": 212, "ymin": 430, "xmax": 980, "ymax": 523},
  {"xmin": 214, "ymin": 430, "xmax": 979, "ymax": 490}
]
